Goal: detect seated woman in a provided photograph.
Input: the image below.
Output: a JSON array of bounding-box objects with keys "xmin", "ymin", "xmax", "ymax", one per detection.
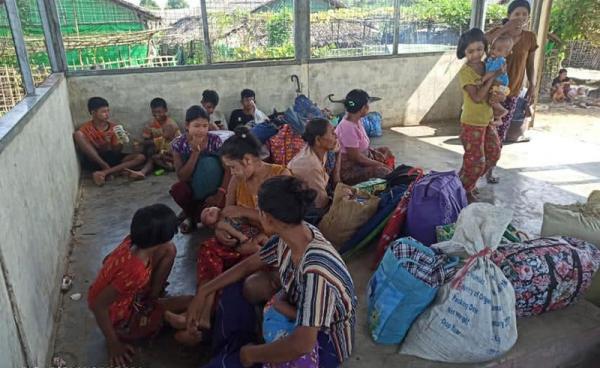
[
  {"xmin": 336, "ymin": 89, "xmax": 394, "ymax": 185},
  {"xmin": 185, "ymin": 176, "xmax": 357, "ymax": 368},
  {"xmin": 288, "ymin": 118, "xmax": 340, "ymax": 222},
  {"xmin": 169, "ymin": 106, "xmax": 230, "ymax": 233},
  {"xmin": 551, "ymin": 69, "xmax": 575, "ymax": 103},
  {"xmin": 195, "ymin": 127, "xmax": 290, "ymax": 293}
]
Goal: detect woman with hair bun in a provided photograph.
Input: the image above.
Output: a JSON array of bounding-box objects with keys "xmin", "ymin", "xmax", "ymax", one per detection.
[
  {"xmin": 186, "ymin": 176, "xmax": 357, "ymax": 368},
  {"xmin": 288, "ymin": 118, "xmax": 340, "ymax": 213},
  {"xmin": 195, "ymin": 127, "xmax": 290, "ymax": 283}
]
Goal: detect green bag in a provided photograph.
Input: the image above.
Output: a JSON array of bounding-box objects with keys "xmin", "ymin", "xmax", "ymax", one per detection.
[
  {"xmin": 191, "ymin": 154, "xmax": 224, "ymax": 201},
  {"xmin": 435, "ymin": 223, "xmax": 525, "ymax": 244}
]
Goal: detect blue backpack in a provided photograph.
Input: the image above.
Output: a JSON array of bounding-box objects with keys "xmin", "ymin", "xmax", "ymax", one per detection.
[{"xmin": 368, "ymin": 237, "xmax": 458, "ymax": 344}]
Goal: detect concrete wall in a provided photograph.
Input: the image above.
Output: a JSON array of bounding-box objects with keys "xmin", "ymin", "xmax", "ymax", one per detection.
[
  {"xmin": 67, "ymin": 52, "xmax": 462, "ymax": 136},
  {"xmin": 0, "ymin": 75, "xmax": 79, "ymax": 367}
]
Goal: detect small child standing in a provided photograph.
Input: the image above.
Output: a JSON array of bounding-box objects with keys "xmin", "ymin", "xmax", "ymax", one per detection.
[
  {"xmin": 456, "ymin": 28, "xmax": 504, "ymax": 202},
  {"xmin": 141, "ymin": 98, "xmax": 181, "ymax": 174},
  {"xmin": 481, "ymin": 35, "xmax": 514, "ymax": 124},
  {"xmin": 88, "ymin": 204, "xmax": 190, "ymax": 366}
]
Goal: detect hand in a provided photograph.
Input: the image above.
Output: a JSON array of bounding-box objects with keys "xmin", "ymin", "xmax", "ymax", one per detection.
[
  {"xmin": 503, "ymin": 18, "xmax": 524, "ymax": 34},
  {"xmin": 239, "ymin": 345, "xmax": 255, "ymax": 367},
  {"xmin": 526, "ymin": 85, "xmax": 536, "ymax": 104},
  {"xmin": 237, "ymin": 240, "xmax": 260, "ymax": 255},
  {"xmin": 204, "ymin": 192, "xmax": 225, "ymax": 208},
  {"xmin": 495, "ymin": 64, "xmax": 507, "ymax": 76},
  {"xmin": 489, "ymin": 90, "xmax": 506, "ymax": 105},
  {"xmin": 186, "ymin": 290, "xmax": 212, "ymax": 334},
  {"xmin": 189, "ymin": 134, "xmax": 207, "ymax": 153},
  {"xmin": 215, "ymin": 229, "xmax": 238, "ymax": 247},
  {"xmin": 108, "ymin": 339, "xmax": 135, "ymax": 367}
]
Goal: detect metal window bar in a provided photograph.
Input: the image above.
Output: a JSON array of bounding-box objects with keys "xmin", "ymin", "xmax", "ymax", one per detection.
[{"xmin": 4, "ymin": 0, "xmax": 36, "ymax": 96}]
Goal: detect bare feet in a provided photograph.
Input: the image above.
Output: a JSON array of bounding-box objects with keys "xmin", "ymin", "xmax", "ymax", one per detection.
[
  {"xmin": 467, "ymin": 191, "xmax": 479, "ymax": 204},
  {"xmin": 92, "ymin": 171, "xmax": 106, "ymax": 186},
  {"xmin": 125, "ymin": 169, "xmax": 145, "ymax": 181}
]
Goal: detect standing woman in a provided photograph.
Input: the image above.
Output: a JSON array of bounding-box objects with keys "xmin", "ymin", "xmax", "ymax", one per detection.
[{"xmin": 485, "ymin": 0, "xmax": 538, "ymax": 183}]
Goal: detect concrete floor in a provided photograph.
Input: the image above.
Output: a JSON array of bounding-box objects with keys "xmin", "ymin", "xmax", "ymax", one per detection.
[{"xmin": 52, "ymin": 121, "xmax": 600, "ymax": 367}]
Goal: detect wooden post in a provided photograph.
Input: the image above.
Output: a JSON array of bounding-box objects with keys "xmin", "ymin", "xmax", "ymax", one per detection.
[{"xmin": 530, "ymin": 0, "xmax": 553, "ymax": 127}]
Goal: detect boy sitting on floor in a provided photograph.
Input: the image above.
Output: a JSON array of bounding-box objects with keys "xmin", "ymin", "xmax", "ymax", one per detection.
[
  {"xmin": 88, "ymin": 204, "xmax": 191, "ymax": 367},
  {"xmin": 140, "ymin": 97, "xmax": 181, "ymax": 174},
  {"xmin": 73, "ymin": 97, "xmax": 146, "ymax": 186}
]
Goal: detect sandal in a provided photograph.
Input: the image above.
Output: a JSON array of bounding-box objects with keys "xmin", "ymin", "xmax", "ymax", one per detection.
[
  {"xmin": 486, "ymin": 173, "xmax": 500, "ymax": 184},
  {"xmin": 179, "ymin": 218, "xmax": 195, "ymax": 234}
]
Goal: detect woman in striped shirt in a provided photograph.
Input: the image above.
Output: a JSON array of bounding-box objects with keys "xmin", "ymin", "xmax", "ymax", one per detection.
[{"xmin": 186, "ymin": 176, "xmax": 357, "ymax": 367}]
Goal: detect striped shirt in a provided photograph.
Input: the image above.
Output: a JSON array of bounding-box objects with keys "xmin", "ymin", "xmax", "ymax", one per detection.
[{"xmin": 260, "ymin": 225, "xmax": 357, "ymax": 363}]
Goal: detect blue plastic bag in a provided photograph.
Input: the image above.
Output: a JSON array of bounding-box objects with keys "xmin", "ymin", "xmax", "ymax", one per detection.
[
  {"xmin": 362, "ymin": 112, "xmax": 383, "ymax": 137},
  {"xmin": 367, "ymin": 237, "xmax": 458, "ymax": 344}
]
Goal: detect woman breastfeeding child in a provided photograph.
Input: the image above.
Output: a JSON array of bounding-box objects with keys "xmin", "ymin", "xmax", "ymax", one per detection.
[
  {"xmin": 456, "ymin": 28, "xmax": 507, "ymax": 202},
  {"xmin": 170, "ymin": 106, "xmax": 230, "ymax": 233}
]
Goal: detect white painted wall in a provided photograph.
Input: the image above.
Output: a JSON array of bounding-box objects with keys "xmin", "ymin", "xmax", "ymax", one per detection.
[
  {"xmin": 67, "ymin": 52, "xmax": 463, "ymax": 137},
  {"xmin": 0, "ymin": 75, "xmax": 79, "ymax": 367}
]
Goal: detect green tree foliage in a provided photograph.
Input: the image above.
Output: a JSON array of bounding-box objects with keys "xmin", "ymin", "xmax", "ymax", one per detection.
[
  {"xmin": 550, "ymin": 0, "xmax": 600, "ymax": 44},
  {"xmin": 266, "ymin": 10, "xmax": 292, "ymax": 47},
  {"xmin": 166, "ymin": 0, "xmax": 187, "ymax": 10},
  {"xmin": 140, "ymin": 0, "xmax": 160, "ymax": 10}
]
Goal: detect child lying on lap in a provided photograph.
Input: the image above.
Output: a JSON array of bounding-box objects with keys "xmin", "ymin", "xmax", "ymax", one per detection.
[{"xmin": 201, "ymin": 206, "xmax": 268, "ymax": 254}]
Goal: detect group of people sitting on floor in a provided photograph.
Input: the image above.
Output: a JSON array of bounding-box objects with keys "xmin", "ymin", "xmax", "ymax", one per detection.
[{"xmin": 77, "ymin": 88, "xmax": 394, "ymax": 368}]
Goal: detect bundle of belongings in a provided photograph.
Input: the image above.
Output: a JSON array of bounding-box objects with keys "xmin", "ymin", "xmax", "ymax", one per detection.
[
  {"xmin": 362, "ymin": 201, "xmax": 600, "ymax": 364},
  {"xmin": 541, "ymin": 191, "xmax": 600, "ymax": 306}
]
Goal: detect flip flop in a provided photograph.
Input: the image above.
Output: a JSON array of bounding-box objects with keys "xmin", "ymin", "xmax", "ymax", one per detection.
[
  {"xmin": 486, "ymin": 175, "xmax": 500, "ymax": 184},
  {"xmin": 179, "ymin": 218, "xmax": 195, "ymax": 234}
]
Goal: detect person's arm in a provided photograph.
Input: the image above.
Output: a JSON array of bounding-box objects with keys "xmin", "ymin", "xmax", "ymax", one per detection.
[
  {"xmin": 225, "ymin": 174, "xmax": 239, "ymax": 206},
  {"xmin": 89, "ymin": 285, "xmax": 135, "ymax": 367},
  {"xmin": 525, "ymin": 50, "xmax": 537, "ymax": 103},
  {"xmin": 464, "ymin": 67, "xmax": 502, "ymax": 103},
  {"xmin": 204, "ymin": 168, "xmax": 231, "ymax": 208},
  {"xmin": 217, "ymin": 221, "xmax": 249, "ymax": 243},
  {"xmin": 186, "ymin": 252, "xmax": 266, "ymax": 332},
  {"xmin": 172, "ymin": 149, "xmax": 201, "ymax": 182},
  {"xmin": 345, "ymin": 147, "xmax": 385, "ymax": 168},
  {"xmin": 485, "ymin": 19, "xmax": 522, "ymax": 42},
  {"xmin": 273, "ymin": 295, "xmax": 297, "ymax": 320},
  {"xmin": 480, "ymin": 71, "xmax": 497, "ymax": 84},
  {"xmin": 240, "ymin": 326, "xmax": 319, "ymax": 366},
  {"xmin": 332, "ymin": 151, "xmax": 341, "ymax": 185}
]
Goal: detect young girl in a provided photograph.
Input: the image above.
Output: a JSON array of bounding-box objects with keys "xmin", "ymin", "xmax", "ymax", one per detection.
[
  {"xmin": 456, "ymin": 28, "xmax": 505, "ymax": 202},
  {"xmin": 481, "ymin": 35, "xmax": 514, "ymax": 123},
  {"xmin": 169, "ymin": 106, "xmax": 230, "ymax": 233},
  {"xmin": 87, "ymin": 204, "xmax": 191, "ymax": 367}
]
